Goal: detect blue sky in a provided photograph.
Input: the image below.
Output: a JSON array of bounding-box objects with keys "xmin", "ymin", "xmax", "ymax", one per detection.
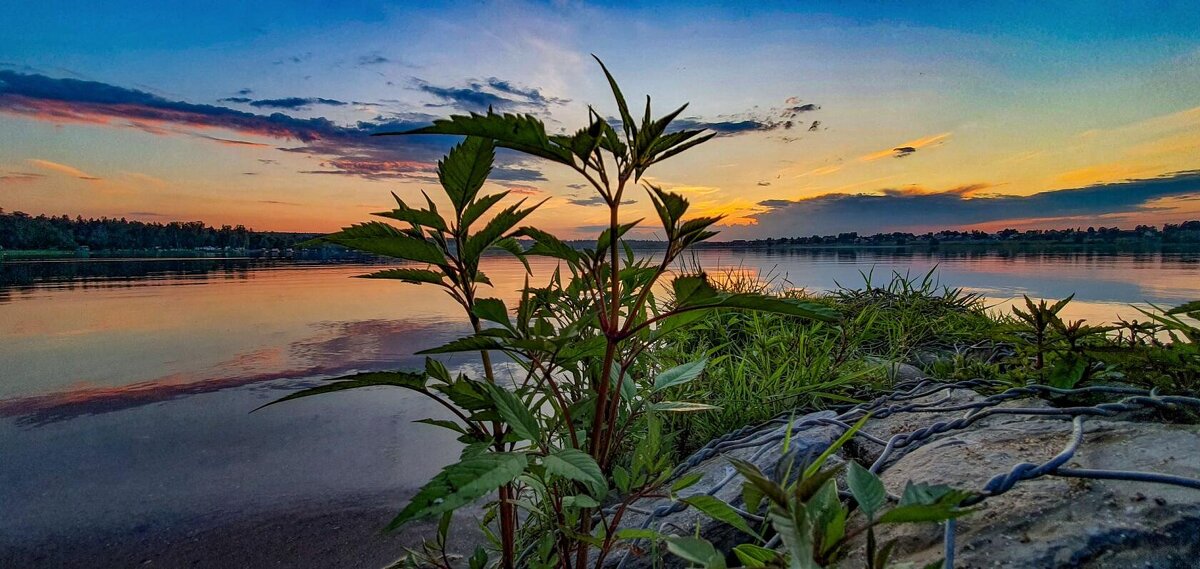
[{"xmin": 2, "ymin": 0, "xmax": 1198, "ymax": 236}]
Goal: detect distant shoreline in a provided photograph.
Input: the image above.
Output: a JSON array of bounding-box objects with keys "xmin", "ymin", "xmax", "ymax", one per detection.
[{"xmin": 5, "ymin": 240, "xmax": 1200, "ymax": 262}]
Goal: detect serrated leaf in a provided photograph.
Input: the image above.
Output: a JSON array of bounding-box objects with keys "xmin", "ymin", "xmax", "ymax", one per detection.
[
  {"xmin": 484, "ymin": 384, "xmax": 540, "ymax": 443},
  {"xmin": 460, "ymin": 191, "xmax": 508, "ymax": 232},
  {"xmin": 847, "ymin": 461, "xmax": 886, "ymax": 518},
  {"xmin": 438, "ymin": 136, "xmax": 494, "ymax": 213},
  {"xmin": 490, "ymin": 236, "xmax": 530, "ymax": 273},
  {"xmin": 386, "ymin": 452, "xmax": 527, "ymax": 530},
  {"xmin": 254, "ymin": 371, "xmax": 426, "ymax": 411},
  {"xmin": 358, "ymin": 268, "xmax": 446, "ymax": 286},
  {"xmin": 417, "ymin": 334, "xmax": 505, "ymax": 355},
  {"xmin": 473, "ymin": 298, "xmax": 512, "ymax": 329},
  {"xmin": 321, "ymin": 221, "xmax": 446, "ymax": 265},
  {"xmin": 682, "ymin": 495, "xmax": 761, "ymax": 539},
  {"xmin": 653, "ymin": 359, "xmax": 707, "ymax": 392},
  {"xmin": 415, "ymin": 418, "xmax": 469, "ymax": 435},
  {"xmin": 594, "ymin": 56, "xmax": 635, "ymax": 144},
  {"xmin": 463, "ymin": 200, "xmax": 540, "ymax": 262},
  {"xmin": 543, "ymin": 448, "xmax": 606, "ymax": 498},
  {"xmin": 384, "ymin": 110, "xmax": 573, "ymax": 165},
  {"xmin": 515, "ymin": 226, "xmax": 580, "ymax": 264}
]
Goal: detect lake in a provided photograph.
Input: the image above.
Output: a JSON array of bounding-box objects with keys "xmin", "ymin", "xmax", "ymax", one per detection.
[{"xmin": 2, "ymin": 249, "xmax": 1198, "ymax": 567}]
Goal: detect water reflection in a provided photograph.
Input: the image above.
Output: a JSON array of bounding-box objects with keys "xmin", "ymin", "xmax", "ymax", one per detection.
[{"xmin": 1, "ymin": 249, "xmax": 1198, "ymax": 565}]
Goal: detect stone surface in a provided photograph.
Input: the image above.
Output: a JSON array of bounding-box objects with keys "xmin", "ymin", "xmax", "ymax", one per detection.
[
  {"xmin": 602, "ymin": 411, "xmax": 844, "ymax": 568},
  {"xmin": 611, "ymin": 381, "xmax": 1200, "ymax": 569}
]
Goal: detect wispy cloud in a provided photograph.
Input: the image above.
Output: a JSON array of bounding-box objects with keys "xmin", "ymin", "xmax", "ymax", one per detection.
[
  {"xmin": 0, "ymin": 71, "xmax": 465, "ymax": 181},
  {"xmin": 356, "ymin": 53, "xmax": 389, "ymax": 66},
  {"xmin": 858, "ymin": 132, "xmax": 952, "ymax": 161},
  {"xmin": 247, "ymin": 97, "xmax": 348, "ymax": 110},
  {"xmin": 27, "ymin": 158, "xmax": 101, "ymax": 181},
  {"xmin": 416, "ymin": 76, "xmax": 568, "ymax": 113}
]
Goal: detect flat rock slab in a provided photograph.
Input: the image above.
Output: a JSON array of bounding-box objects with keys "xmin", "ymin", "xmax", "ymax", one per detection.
[{"xmin": 612, "ymin": 382, "xmax": 1200, "ymax": 569}]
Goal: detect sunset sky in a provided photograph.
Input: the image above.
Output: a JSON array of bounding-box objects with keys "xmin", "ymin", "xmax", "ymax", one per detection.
[{"xmin": 2, "ymin": 1, "xmax": 1199, "ymax": 239}]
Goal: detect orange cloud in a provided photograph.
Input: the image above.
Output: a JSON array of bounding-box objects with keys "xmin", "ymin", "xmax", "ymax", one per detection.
[
  {"xmin": 792, "ymin": 164, "xmax": 843, "ymax": 178},
  {"xmin": 858, "ymin": 132, "xmax": 952, "ymax": 162},
  {"xmin": 27, "ymin": 158, "xmax": 101, "ymax": 181}
]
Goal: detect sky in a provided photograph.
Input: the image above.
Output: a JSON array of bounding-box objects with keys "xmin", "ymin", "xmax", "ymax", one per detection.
[{"xmin": 1, "ymin": 0, "xmax": 1199, "ymax": 239}]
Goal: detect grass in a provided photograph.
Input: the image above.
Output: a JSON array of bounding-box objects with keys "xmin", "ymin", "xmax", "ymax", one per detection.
[{"xmin": 649, "ymin": 268, "xmax": 1200, "ymax": 458}]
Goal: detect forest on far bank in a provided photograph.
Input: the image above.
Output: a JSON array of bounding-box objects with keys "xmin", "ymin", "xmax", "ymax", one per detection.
[
  {"xmin": 4, "ymin": 209, "xmax": 1200, "ymax": 253},
  {"xmin": 0, "ymin": 210, "xmax": 314, "ymax": 252}
]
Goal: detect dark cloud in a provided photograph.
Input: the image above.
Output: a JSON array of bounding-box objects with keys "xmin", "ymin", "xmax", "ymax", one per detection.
[
  {"xmin": 273, "ymin": 52, "xmax": 312, "ymax": 65},
  {"xmin": 489, "ymin": 165, "xmax": 547, "ymax": 183},
  {"xmin": 219, "ymin": 97, "xmax": 252, "ymax": 104},
  {"xmin": 892, "ymin": 146, "xmax": 917, "ymax": 158},
  {"xmin": 357, "ymin": 54, "xmax": 389, "ymax": 66},
  {"xmin": 248, "ymin": 97, "xmax": 347, "ymax": 110},
  {"xmin": 0, "ymin": 171, "xmax": 45, "ymax": 184},
  {"xmin": 728, "ymin": 171, "xmax": 1200, "ymax": 239},
  {"xmin": 417, "ymin": 76, "xmax": 568, "ymax": 113},
  {"xmin": 190, "ymin": 133, "xmax": 270, "ymax": 147},
  {"xmin": 566, "ymin": 194, "xmax": 636, "ymax": 207},
  {"xmin": 757, "ymin": 181, "xmax": 771, "ymax": 186},
  {"xmin": 0, "ymin": 71, "xmax": 468, "ymax": 181},
  {"xmin": 786, "ymin": 104, "xmax": 819, "ymax": 113},
  {"xmin": 299, "ymin": 158, "xmax": 438, "ymax": 181},
  {"xmin": 236, "ymin": 88, "xmax": 253, "ymax": 96},
  {"xmin": 635, "ymin": 97, "xmax": 824, "ymax": 138}
]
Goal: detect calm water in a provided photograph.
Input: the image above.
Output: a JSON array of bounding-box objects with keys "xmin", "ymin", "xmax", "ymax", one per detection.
[{"xmin": 1, "ymin": 249, "xmax": 1198, "ymax": 564}]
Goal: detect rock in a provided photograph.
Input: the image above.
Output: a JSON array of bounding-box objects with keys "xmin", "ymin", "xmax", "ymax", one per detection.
[
  {"xmin": 852, "ymin": 413, "xmax": 1200, "ymax": 568},
  {"xmin": 864, "ymin": 356, "xmax": 927, "ymax": 383},
  {"xmin": 610, "ymin": 379, "xmax": 1200, "ymax": 569},
  {"xmin": 600, "ymin": 411, "xmax": 844, "ymax": 568}
]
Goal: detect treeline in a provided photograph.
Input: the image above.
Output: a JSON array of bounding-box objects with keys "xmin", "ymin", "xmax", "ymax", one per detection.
[
  {"xmin": 0, "ymin": 211, "xmax": 316, "ymax": 251},
  {"xmin": 719, "ymin": 221, "xmax": 1200, "ymax": 247}
]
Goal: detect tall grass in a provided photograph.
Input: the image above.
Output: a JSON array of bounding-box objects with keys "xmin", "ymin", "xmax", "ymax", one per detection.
[{"xmin": 651, "ymin": 268, "xmax": 1000, "ymax": 455}]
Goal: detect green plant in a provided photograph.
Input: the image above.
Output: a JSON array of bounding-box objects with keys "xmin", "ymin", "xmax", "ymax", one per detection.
[
  {"xmin": 263, "ymin": 57, "xmax": 838, "ymax": 569},
  {"xmin": 662, "ymin": 418, "xmax": 973, "ymax": 569}
]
